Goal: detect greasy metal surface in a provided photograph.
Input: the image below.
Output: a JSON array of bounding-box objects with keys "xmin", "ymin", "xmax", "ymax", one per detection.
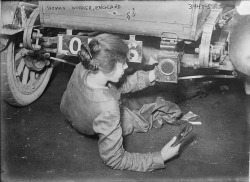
[
  {"xmin": 1, "ymin": 64, "xmax": 249, "ymax": 182},
  {"xmin": 39, "ymin": 1, "xmax": 202, "ymax": 40}
]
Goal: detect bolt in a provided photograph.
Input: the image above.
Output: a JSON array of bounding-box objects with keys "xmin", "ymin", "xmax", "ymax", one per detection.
[
  {"xmin": 195, "ymin": 48, "xmax": 200, "ymax": 53},
  {"xmin": 218, "ymin": 20, "xmax": 225, "ymax": 28},
  {"xmin": 184, "ymin": 41, "xmax": 192, "ymax": 45},
  {"xmin": 32, "ymin": 44, "xmax": 41, "ymax": 50},
  {"xmin": 32, "ymin": 32, "xmax": 37, "ymax": 39},
  {"xmin": 232, "ymin": 71, "xmax": 238, "ymax": 77},
  {"xmin": 42, "ymin": 53, "xmax": 50, "ymax": 59},
  {"xmin": 21, "ymin": 52, "xmax": 26, "ymax": 57},
  {"xmin": 32, "ymin": 32, "xmax": 43, "ymax": 39}
]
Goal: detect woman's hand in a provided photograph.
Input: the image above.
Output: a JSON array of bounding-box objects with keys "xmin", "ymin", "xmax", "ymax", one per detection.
[
  {"xmin": 142, "ymin": 47, "xmax": 160, "ymax": 65},
  {"xmin": 149, "ymin": 69, "xmax": 157, "ymax": 82},
  {"xmin": 161, "ymin": 136, "xmax": 180, "ymax": 162},
  {"xmin": 149, "ymin": 66, "xmax": 161, "ymax": 83},
  {"xmin": 147, "ymin": 56, "xmax": 158, "ymax": 65}
]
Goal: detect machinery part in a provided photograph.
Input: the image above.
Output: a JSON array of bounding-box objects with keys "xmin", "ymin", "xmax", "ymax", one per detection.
[
  {"xmin": 23, "ymin": 8, "xmax": 40, "ymax": 50},
  {"xmin": 210, "ymin": 30, "xmax": 229, "ymax": 64},
  {"xmin": 159, "ymin": 59, "xmax": 175, "ymax": 76},
  {"xmin": 178, "ymin": 75, "xmax": 236, "ymax": 80},
  {"xmin": 126, "ymin": 35, "xmax": 142, "ymax": 63},
  {"xmin": 24, "ymin": 53, "xmax": 50, "ymax": 72},
  {"xmin": 183, "ymin": 8, "xmax": 234, "ymax": 71},
  {"xmin": 218, "ymin": 9, "xmax": 234, "ymax": 28},
  {"xmin": 181, "ymin": 54, "xmax": 234, "ymax": 71},
  {"xmin": 160, "ymin": 32, "xmax": 178, "ymax": 51},
  {"xmin": 157, "ymin": 52, "xmax": 180, "ymax": 83},
  {"xmin": 50, "ymin": 57, "xmax": 77, "ymax": 66},
  {"xmin": 41, "ymin": 37, "xmax": 58, "ymax": 48},
  {"xmin": 1, "ymin": 40, "xmax": 53, "ymax": 107},
  {"xmin": 156, "ymin": 33, "xmax": 180, "ymax": 83},
  {"xmin": 31, "ymin": 29, "xmax": 43, "ymax": 50},
  {"xmin": 197, "ymin": 8, "xmax": 223, "ymax": 68},
  {"xmin": 171, "ymin": 123, "xmax": 193, "ymax": 147},
  {"xmin": 21, "ymin": 7, "xmax": 50, "ymax": 72}
]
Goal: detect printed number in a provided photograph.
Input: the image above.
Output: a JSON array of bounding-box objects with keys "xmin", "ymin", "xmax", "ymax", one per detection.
[
  {"xmin": 132, "ymin": 8, "xmax": 136, "ymax": 17},
  {"xmin": 127, "ymin": 8, "xmax": 136, "ymax": 20},
  {"xmin": 127, "ymin": 12, "xmax": 130, "ymax": 20},
  {"xmin": 188, "ymin": 4, "xmax": 211, "ymax": 9}
]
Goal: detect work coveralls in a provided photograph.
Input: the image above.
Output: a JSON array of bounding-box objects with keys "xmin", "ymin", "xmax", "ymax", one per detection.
[{"xmin": 60, "ymin": 63, "xmax": 182, "ymax": 172}]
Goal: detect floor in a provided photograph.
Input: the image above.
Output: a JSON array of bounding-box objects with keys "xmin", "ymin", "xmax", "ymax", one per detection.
[{"xmin": 1, "ymin": 64, "xmax": 249, "ymax": 182}]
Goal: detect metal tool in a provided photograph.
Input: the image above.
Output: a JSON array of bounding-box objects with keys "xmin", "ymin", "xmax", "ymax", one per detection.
[{"xmin": 171, "ymin": 123, "xmax": 193, "ymax": 147}]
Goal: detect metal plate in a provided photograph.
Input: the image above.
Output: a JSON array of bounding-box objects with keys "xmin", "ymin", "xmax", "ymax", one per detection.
[
  {"xmin": 57, "ymin": 35, "xmax": 142, "ymax": 63},
  {"xmin": 40, "ymin": 1, "xmax": 201, "ymax": 40},
  {"xmin": 57, "ymin": 35, "xmax": 88, "ymax": 56}
]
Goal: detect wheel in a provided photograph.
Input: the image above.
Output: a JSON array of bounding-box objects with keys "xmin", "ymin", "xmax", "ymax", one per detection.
[{"xmin": 1, "ymin": 38, "xmax": 53, "ymax": 107}]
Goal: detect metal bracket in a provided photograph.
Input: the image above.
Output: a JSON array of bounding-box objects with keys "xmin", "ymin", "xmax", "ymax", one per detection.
[
  {"xmin": 125, "ymin": 35, "xmax": 142, "ymax": 63},
  {"xmin": 160, "ymin": 32, "xmax": 178, "ymax": 52},
  {"xmin": 23, "ymin": 8, "xmax": 40, "ymax": 50},
  {"xmin": 198, "ymin": 8, "xmax": 223, "ymax": 68},
  {"xmin": 31, "ymin": 29, "xmax": 43, "ymax": 50}
]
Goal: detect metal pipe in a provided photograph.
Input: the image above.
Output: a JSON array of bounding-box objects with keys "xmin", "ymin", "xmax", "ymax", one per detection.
[
  {"xmin": 49, "ymin": 57, "xmax": 77, "ymax": 66},
  {"xmin": 43, "ymin": 48, "xmax": 58, "ymax": 54},
  {"xmin": 50, "ymin": 57, "xmax": 235, "ymax": 79},
  {"xmin": 178, "ymin": 75, "xmax": 236, "ymax": 80}
]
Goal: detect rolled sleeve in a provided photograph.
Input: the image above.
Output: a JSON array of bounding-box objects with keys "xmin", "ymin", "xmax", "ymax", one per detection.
[
  {"xmin": 120, "ymin": 71, "xmax": 155, "ymax": 94},
  {"xmin": 151, "ymin": 152, "xmax": 165, "ymax": 169},
  {"xmin": 93, "ymin": 110, "xmax": 165, "ymax": 172}
]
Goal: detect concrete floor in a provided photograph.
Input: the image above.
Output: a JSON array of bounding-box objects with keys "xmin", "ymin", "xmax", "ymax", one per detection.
[{"xmin": 1, "ymin": 64, "xmax": 249, "ymax": 182}]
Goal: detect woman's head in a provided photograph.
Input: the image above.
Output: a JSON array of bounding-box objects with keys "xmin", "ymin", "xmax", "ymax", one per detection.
[{"xmin": 78, "ymin": 33, "xmax": 129, "ymax": 76}]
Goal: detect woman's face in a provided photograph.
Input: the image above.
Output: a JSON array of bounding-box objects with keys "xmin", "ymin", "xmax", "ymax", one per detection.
[{"xmin": 105, "ymin": 62, "xmax": 128, "ymax": 83}]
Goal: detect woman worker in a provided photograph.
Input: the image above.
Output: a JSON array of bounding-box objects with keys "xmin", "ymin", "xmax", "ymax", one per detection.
[{"xmin": 60, "ymin": 33, "xmax": 181, "ymax": 172}]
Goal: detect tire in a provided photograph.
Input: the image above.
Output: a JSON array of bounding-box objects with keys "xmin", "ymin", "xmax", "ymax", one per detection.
[{"xmin": 1, "ymin": 39, "xmax": 53, "ymax": 107}]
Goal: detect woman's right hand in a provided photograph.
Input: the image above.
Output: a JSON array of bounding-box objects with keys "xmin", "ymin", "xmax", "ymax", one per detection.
[{"xmin": 161, "ymin": 136, "xmax": 180, "ymax": 162}]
